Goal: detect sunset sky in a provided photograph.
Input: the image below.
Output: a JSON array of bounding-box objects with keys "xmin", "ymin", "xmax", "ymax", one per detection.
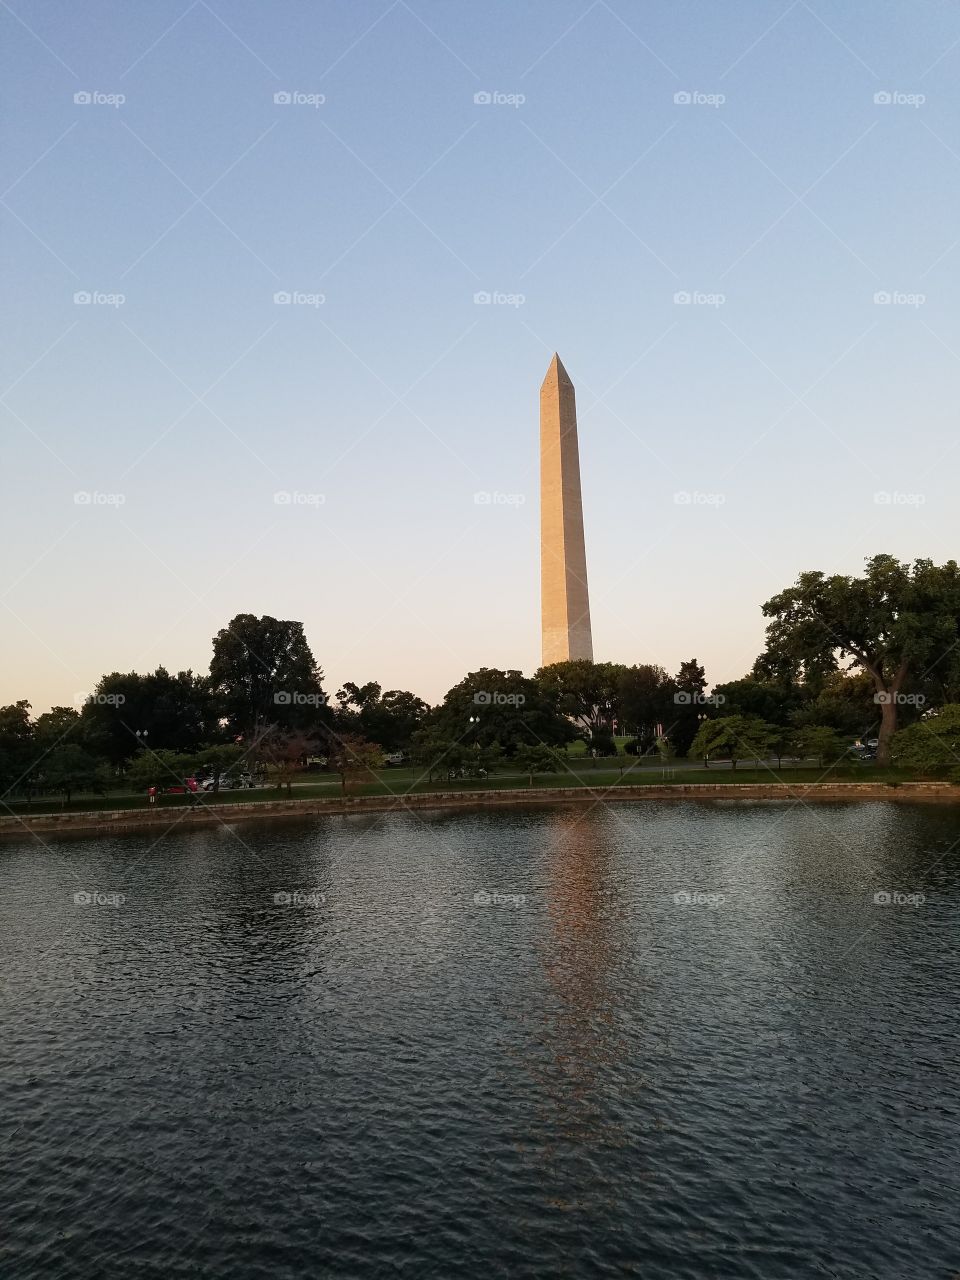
[{"xmin": 4, "ymin": 0, "xmax": 960, "ymax": 711}]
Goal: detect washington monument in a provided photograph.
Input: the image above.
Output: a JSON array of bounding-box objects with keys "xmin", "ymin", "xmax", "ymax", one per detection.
[{"xmin": 540, "ymin": 354, "xmax": 593, "ymax": 666}]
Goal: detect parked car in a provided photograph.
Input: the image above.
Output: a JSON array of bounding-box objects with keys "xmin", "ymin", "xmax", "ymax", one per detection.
[
  {"xmin": 165, "ymin": 777, "xmax": 199, "ymax": 795},
  {"xmin": 383, "ymin": 752, "xmax": 405, "ymax": 767},
  {"xmin": 201, "ymin": 773, "xmax": 254, "ymax": 792}
]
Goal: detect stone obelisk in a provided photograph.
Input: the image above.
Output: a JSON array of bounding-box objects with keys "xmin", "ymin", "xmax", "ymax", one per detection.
[{"xmin": 540, "ymin": 354, "xmax": 593, "ymax": 666}]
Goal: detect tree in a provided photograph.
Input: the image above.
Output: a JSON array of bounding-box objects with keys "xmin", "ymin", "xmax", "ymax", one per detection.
[
  {"xmin": 512, "ymin": 745, "xmax": 560, "ymax": 786},
  {"xmin": 197, "ymin": 742, "xmax": 247, "ymax": 794},
  {"xmin": 80, "ymin": 668, "xmax": 219, "ymax": 767},
  {"xmin": 688, "ymin": 716, "xmax": 776, "ymax": 769},
  {"xmin": 126, "ymin": 749, "xmax": 199, "ymax": 794},
  {"xmin": 533, "ymin": 660, "xmax": 625, "ymax": 737},
  {"xmin": 790, "ymin": 725, "xmax": 846, "ymax": 767},
  {"xmin": 0, "ymin": 701, "xmax": 36, "ymax": 797},
  {"xmin": 616, "ymin": 664, "xmax": 674, "ymax": 741},
  {"xmin": 430, "ymin": 668, "xmax": 574, "ymax": 754},
  {"xmin": 788, "ymin": 670, "xmax": 876, "ymax": 739},
  {"xmin": 41, "ymin": 746, "xmax": 108, "ymax": 806},
  {"xmin": 761, "ymin": 556, "xmax": 960, "ymax": 765},
  {"xmin": 209, "ymin": 614, "xmax": 328, "ymax": 737},
  {"xmin": 327, "ymin": 733, "xmax": 383, "ymax": 796},
  {"xmin": 892, "ymin": 706, "xmax": 960, "ymax": 773},
  {"xmin": 711, "ymin": 675, "xmax": 802, "ymax": 728},
  {"xmin": 668, "ymin": 659, "xmax": 708, "ymax": 757},
  {"xmin": 259, "ymin": 730, "xmax": 320, "ymax": 794},
  {"xmin": 34, "ymin": 706, "xmax": 83, "ymax": 752},
  {"xmin": 336, "ymin": 682, "xmax": 429, "ymax": 752}
]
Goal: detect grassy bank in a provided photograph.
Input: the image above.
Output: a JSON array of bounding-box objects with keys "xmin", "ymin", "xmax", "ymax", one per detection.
[{"xmin": 1, "ymin": 761, "xmax": 918, "ymax": 819}]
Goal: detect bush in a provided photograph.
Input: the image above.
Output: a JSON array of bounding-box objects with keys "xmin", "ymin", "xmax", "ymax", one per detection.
[{"xmin": 590, "ymin": 732, "xmax": 616, "ymax": 757}]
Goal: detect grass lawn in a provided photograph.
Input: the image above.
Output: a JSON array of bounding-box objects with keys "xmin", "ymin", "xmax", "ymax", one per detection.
[{"xmin": 1, "ymin": 761, "xmax": 922, "ymax": 818}]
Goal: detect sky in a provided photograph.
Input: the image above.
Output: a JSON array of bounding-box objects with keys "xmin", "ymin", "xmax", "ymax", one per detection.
[{"xmin": 3, "ymin": 0, "xmax": 960, "ymax": 713}]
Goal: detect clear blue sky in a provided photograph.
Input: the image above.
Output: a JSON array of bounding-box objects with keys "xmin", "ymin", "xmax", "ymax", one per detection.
[{"xmin": 4, "ymin": 0, "xmax": 960, "ymax": 711}]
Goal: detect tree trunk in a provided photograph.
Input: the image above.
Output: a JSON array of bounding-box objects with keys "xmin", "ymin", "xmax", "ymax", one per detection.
[{"xmin": 877, "ymin": 695, "xmax": 897, "ymax": 766}]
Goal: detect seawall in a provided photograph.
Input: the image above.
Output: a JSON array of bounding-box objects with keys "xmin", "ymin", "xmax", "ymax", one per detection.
[{"xmin": 2, "ymin": 780, "xmax": 959, "ymax": 841}]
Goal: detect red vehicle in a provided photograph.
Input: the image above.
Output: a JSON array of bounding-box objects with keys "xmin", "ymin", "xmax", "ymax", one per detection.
[{"xmin": 163, "ymin": 777, "xmax": 198, "ymax": 795}]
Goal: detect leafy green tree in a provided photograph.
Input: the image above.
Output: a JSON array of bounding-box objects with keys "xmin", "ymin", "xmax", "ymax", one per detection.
[
  {"xmin": 790, "ymin": 725, "xmax": 846, "ymax": 767},
  {"xmin": 788, "ymin": 671, "xmax": 877, "ymax": 738},
  {"xmin": 34, "ymin": 706, "xmax": 83, "ymax": 751},
  {"xmin": 209, "ymin": 614, "xmax": 328, "ymax": 737},
  {"xmin": 533, "ymin": 660, "xmax": 625, "ymax": 736},
  {"xmin": 668, "ymin": 659, "xmax": 708, "ymax": 757},
  {"xmin": 711, "ymin": 675, "xmax": 802, "ymax": 728},
  {"xmin": 761, "ymin": 556, "xmax": 960, "ymax": 765},
  {"xmin": 127, "ymin": 750, "xmax": 200, "ymax": 794},
  {"xmin": 616, "ymin": 664, "xmax": 674, "ymax": 739},
  {"xmin": 41, "ymin": 746, "xmax": 109, "ymax": 806},
  {"xmin": 409, "ymin": 730, "xmax": 461, "ymax": 782},
  {"xmin": 81, "ymin": 668, "xmax": 219, "ymax": 767},
  {"xmin": 688, "ymin": 716, "xmax": 776, "ymax": 769},
  {"xmin": 336, "ymin": 682, "xmax": 429, "ymax": 752},
  {"xmin": 512, "ymin": 745, "xmax": 561, "ymax": 786},
  {"xmin": 0, "ymin": 701, "xmax": 36, "ymax": 797},
  {"xmin": 197, "ymin": 743, "xmax": 247, "ymax": 793},
  {"xmin": 328, "ymin": 733, "xmax": 383, "ymax": 796},
  {"xmin": 892, "ymin": 706, "xmax": 960, "ymax": 773},
  {"xmin": 768, "ymin": 725, "xmax": 794, "ymax": 768},
  {"xmin": 430, "ymin": 668, "xmax": 574, "ymax": 754}
]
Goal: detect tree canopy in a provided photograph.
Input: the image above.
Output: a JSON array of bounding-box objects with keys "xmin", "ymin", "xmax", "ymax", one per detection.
[
  {"xmin": 209, "ymin": 614, "xmax": 328, "ymax": 737},
  {"xmin": 761, "ymin": 555, "xmax": 960, "ymax": 764}
]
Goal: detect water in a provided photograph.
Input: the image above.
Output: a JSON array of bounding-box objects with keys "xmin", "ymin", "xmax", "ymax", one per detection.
[{"xmin": 2, "ymin": 801, "xmax": 959, "ymax": 1279}]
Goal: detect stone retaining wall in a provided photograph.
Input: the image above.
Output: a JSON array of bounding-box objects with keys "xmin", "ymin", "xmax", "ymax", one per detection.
[{"xmin": 2, "ymin": 781, "xmax": 959, "ymax": 840}]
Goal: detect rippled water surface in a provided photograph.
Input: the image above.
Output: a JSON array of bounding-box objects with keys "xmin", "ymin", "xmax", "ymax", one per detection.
[{"xmin": 3, "ymin": 801, "xmax": 960, "ymax": 1278}]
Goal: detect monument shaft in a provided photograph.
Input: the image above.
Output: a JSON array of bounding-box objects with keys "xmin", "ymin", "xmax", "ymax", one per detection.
[{"xmin": 540, "ymin": 354, "xmax": 593, "ymax": 666}]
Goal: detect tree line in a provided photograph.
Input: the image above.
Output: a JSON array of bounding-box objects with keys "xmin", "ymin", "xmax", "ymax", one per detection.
[{"xmin": 4, "ymin": 554, "xmax": 960, "ymax": 803}]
